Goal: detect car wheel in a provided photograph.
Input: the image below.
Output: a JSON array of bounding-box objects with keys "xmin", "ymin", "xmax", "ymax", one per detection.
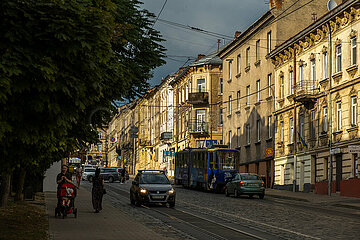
[
  {"xmin": 108, "ymin": 176, "xmax": 114, "ymax": 183},
  {"xmin": 225, "ymin": 188, "xmax": 230, "ymax": 197},
  {"xmin": 88, "ymin": 176, "xmax": 93, "ymax": 182},
  {"xmin": 259, "ymin": 193, "xmax": 265, "ymax": 199},
  {"xmin": 234, "ymin": 189, "xmax": 240, "ymax": 198}
]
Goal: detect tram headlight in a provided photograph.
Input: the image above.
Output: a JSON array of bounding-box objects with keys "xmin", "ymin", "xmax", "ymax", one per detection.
[
  {"xmin": 168, "ymin": 188, "xmax": 175, "ymax": 195},
  {"xmin": 140, "ymin": 188, "xmax": 148, "ymax": 194}
]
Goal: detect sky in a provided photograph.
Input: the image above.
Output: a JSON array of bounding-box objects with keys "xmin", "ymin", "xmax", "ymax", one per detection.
[{"xmin": 140, "ymin": 0, "xmax": 269, "ymax": 87}]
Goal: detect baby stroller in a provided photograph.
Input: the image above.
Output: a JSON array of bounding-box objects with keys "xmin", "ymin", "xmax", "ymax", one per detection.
[{"xmin": 55, "ymin": 182, "xmax": 77, "ymax": 218}]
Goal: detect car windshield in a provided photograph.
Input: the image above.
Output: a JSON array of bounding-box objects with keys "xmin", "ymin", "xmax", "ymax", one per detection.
[
  {"xmin": 85, "ymin": 168, "xmax": 95, "ymax": 172},
  {"xmin": 240, "ymin": 174, "xmax": 261, "ymax": 180},
  {"xmin": 140, "ymin": 174, "xmax": 170, "ymax": 184}
]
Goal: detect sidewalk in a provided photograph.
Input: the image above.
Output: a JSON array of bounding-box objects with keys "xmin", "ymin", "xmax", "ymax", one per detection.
[
  {"xmin": 265, "ymin": 188, "xmax": 360, "ymax": 210},
  {"xmin": 45, "ymin": 187, "xmax": 169, "ymax": 240}
]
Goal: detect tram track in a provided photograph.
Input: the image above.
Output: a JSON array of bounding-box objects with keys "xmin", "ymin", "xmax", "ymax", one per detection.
[{"xmin": 103, "ymin": 183, "xmax": 279, "ymax": 240}]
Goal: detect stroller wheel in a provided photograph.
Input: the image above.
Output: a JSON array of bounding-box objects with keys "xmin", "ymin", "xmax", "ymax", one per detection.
[{"xmin": 55, "ymin": 208, "xmax": 58, "ymax": 217}]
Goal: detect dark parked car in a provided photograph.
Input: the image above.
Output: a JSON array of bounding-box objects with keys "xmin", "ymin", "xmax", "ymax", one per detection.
[
  {"xmin": 130, "ymin": 170, "xmax": 175, "ymax": 207},
  {"xmin": 100, "ymin": 168, "xmax": 120, "ymax": 183},
  {"xmin": 225, "ymin": 173, "xmax": 265, "ymax": 199}
]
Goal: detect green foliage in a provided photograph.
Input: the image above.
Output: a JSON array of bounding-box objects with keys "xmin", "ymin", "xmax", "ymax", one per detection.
[{"xmin": 0, "ymin": 0, "xmax": 165, "ymax": 177}]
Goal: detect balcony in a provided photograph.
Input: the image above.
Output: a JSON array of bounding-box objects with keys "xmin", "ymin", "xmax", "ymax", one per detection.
[
  {"xmin": 188, "ymin": 92, "xmax": 209, "ymax": 106},
  {"xmin": 188, "ymin": 121, "xmax": 209, "ymax": 136},
  {"xmin": 293, "ymin": 81, "xmax": 319, "ymax": 103},
  {"xmin": 160, "ymin": 132, "xmax": 173, "ymax": 140}
]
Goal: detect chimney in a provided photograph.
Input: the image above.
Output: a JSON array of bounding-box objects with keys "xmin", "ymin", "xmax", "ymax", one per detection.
[
  {"xmin": 195, "ymin": 54, "xmax": 206, "ymax": 62},
  {"xmin": 269, "ymin": 0, "xmax": 284, "ymax": 10},
  {"xmin": 234, "ymin": 31, "xmax": 242, "ymax": 39}
]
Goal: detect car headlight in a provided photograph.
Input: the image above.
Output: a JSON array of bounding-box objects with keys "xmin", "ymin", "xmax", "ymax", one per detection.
[
  {"xmin": 140, "ymin": 188, "xmax": 147, "ymax": 194},
  {"xmin": 168, "ymin": 188, "xmax": 175, "ymax": 195}
]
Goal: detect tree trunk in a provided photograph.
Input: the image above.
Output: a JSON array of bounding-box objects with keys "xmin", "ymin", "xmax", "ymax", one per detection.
[
  {"xmin": 14, "ymin": 168, "xmax": 26, "ymax": 201},
  {"xmin": 0, "ymin": 171, "xmax": 11, "ymax": 208}
]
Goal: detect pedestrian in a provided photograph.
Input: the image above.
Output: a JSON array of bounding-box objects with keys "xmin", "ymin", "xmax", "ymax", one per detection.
[
  {"xmin": 75, "ymin": 165, "xmax": 82, "ymax": 188},
  {"xmin": 92, "ymin": 168, "xmax": 104, "ymax": 213},
  {"xmin": 120, "ymin": 168, "xmax": 126, "ymax": 184},
  {"xmin": 56, "ymin": 165, "xmax": 72, "ymax": 208}
]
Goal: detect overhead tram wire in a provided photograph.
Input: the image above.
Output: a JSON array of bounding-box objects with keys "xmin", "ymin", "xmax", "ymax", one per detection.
[{"xmin": 150, "ymin": 0, "xmax": 168, "ymax": 29}]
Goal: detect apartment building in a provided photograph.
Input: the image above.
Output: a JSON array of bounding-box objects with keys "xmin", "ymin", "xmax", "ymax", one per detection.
[
  {"xmin": 270, "ymin": 0, "xmax": 360, "ymax": 196},
  {"xmin": 218, "ymin": 0, "xmax": 334, "ymax": 188}
]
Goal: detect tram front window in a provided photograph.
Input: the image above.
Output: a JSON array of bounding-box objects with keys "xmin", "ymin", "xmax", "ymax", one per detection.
[{"xmin": 218, "ymin": 151, "xmax": 237, "ymax": 170}]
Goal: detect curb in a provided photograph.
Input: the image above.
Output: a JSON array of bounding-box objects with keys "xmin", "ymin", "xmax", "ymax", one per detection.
[{"xmin": 265, "ymin": 193, "xmax": 310, "ymax": 202}]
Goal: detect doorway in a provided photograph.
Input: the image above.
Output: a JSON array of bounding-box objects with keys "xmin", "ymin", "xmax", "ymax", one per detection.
[{"xmin": 335, "ymin": 154, "xmax": 342, "ymax": 192}]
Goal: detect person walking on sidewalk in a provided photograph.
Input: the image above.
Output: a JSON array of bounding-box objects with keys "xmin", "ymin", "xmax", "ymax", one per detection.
[
  {"xmin": 56, "ymin": 165, "xmax": 72, "ymax": 207},
  {"xmin": 120, "ymin": 168, "xmax": 126, "ymax": 184},
  {"xmin": 92, "ymin": 168, "xmax": 104, "ymax": 213},
  {"xmin": 75, "ymin": 165, "xmax": 82, "ymax": 188}
]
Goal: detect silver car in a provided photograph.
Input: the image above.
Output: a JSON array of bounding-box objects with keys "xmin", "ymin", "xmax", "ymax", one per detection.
[{"xmin": 130, "ymin": 170, "xmax": 176, "ymax": 207}]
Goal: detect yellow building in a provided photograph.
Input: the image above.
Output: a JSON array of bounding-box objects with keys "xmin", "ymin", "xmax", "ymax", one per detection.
[{"xmin": 270, "ymin": 0, "xmax": 360, "ymax": 196}]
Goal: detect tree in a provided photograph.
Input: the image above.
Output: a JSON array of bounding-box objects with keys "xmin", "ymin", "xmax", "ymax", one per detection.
[{"xmin": 0, "ymin": 0, "xmax": 165, "ymax": 207}]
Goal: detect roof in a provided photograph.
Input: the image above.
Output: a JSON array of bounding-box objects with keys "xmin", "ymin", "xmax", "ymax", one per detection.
[{"xmin": 189, "ymin": 51, "xmax": 222, "ymax": 67}]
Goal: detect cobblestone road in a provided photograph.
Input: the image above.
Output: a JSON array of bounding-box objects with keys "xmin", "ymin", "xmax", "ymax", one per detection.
[{"xmin": 83, "ymin": 180, "xmax": 360, "ymax": 240}]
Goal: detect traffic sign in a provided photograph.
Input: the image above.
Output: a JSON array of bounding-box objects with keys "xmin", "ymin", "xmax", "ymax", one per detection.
[
  {"xmin": 110, "ymin": 137, "xmax": 116, "ymax": 142},
  {"xmin": 266, "ymin": 148, "xmax": 274, "ymax": 157}
]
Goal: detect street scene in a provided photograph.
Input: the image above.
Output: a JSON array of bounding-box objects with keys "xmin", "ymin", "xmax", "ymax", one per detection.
[{"xmin": 2, "ymin": 0, "xmax": 360, "ymax": 240}]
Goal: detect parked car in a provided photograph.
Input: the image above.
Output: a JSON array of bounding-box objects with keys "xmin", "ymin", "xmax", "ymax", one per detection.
[
  {"xmin": 224, "ymin": 173, "xmax": 265, "ymax": 199},
  {"xmin": 130, "ymin": 170, "xmax": 175, "ymax": 207},
  {"xmin": 100, "ymin": 168, "xmax": 120, "ymax": 183},
  {"xmin": 82, "ymin": 167, "xmax": 96, "ymax": 182}
]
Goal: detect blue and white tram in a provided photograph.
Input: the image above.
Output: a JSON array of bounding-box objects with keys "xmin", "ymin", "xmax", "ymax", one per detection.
[{"xmin": 175, "ymin": 147, "xmax": 239, "ymax": 191}]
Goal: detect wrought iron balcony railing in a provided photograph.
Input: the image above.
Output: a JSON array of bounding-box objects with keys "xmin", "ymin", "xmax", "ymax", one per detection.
[
  {"xmin": 294, "ymin": 80, "xmax": 319, "ymax": 103},
  {"xmin": 188, "ymin": 92, "xmax": 209, "ymax": 105},
  {"xmin": 188, "ymin": 121, "xmax": 209, "ymax": 133}
]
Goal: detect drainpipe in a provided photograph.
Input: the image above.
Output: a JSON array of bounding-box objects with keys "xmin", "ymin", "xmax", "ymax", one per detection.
[
  {"xmin": 293, "ymin": 52, "xmax": 297, "ymax": 192},
  {"xmin": 327, "ymin": 22, "xmax": 333, "ymax": 196}
]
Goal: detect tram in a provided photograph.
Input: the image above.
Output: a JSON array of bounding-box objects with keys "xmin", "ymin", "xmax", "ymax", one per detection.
[{"xmin": 175, "ymin": 146, "xmax": 239, "ymax": 191}]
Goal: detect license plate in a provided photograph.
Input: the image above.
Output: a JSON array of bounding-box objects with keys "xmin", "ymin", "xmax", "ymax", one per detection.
[{"xmin": 152, "ymin": 195, "xmax": 164, "ymax": 199}]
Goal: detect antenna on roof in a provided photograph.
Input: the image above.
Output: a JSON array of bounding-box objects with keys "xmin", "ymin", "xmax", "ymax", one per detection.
[{"xmin": 327, "ymin": 0, "xmax": 338, "ymax": 11}]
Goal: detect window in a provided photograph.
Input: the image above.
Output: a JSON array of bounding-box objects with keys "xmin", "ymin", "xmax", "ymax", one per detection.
[
  {"xmin": 336, "ymin": 102, "xmax": 342, "ymax": 131},
  {"xmin": 257, "ymin": 119, "xmax": 261, "ymax": 142},
  {"xmin": 351, "ymin": 37, "xmax": 357, "ymax": 66},
  {"xmin": 323, "ymin": 107, "xmax": 328, "ymax": 132},
  {"xmin": 280, "ymin": 121, "xmax": 284, "ymax": 143},
  {"xmin": 237, "ymin": 91, "xmax": 240, "ymax": 110},
  {"xmin": 351, "ymin": 96, "xmax": 357, "ymax": 126},
  {"xmin": 354, "ymin": 154, "xmax": 359, "ymax": 177},
  {"xmin": 228, "ymin": 95, "xmax": 232, "ymax": 115},
  {"xmin": 246, "ymin": 47, "xmax": 250, "ymax": 67},
  {"xmin": 290, "ymin": 118, "xmax": 294, "ymax": 144},
  {"xmin": 228, "ymin": 130, "xmax": 232, "ymax": 148},
  {"xmin": 237, "ymin": 54, "xmax": 241, "ymax": 74},
  {"xmin": 229, "ymin": 61, "xmax": 232, "ymax": 80},
  {"xmin": 219, "ymin": 108, "xmax": 223, "ymax": 125},
  {"xmin": 197, "ymin": 79, "xmax": 205, "ymax": 92},
  {"xmin": 299, "ymin": 65, "xmax": 304, "ymax": 88},
  {"xmin": 246, "ymin": 85, "xmax": 250, "ymax": 106},
  {"xmin": 196, "ymin": 109, "xmax": 206, "ymax": 131},
  {"xmin": 256, "ymin": 40, "xmax": 260, "ymax": 61},
  {"xmin": 237, "ymin": 127, "xmax": 241, "ymax": 147},
  {"xmin": 336, "ymin": 45, "xmax": 342, "ymax": 72},
  {"xmin": 220, "ymin": 78, "xmax": 223, "ymax": 95},
  {"xmin": 268, "ymin": 115, "xmax": 272, "ymax": 139},
  {"xmin": 310, "ymin": 59, "xmax": 316, "ymax": 92},
  {"xmin": 186, "ymin": 85, "xmax": 189, "ymax": 100},
  {"xmin": 268, "ymin": 73, "xmax": 272, "ymax": 97},
  {"xmin": 289, "ymin": 71, "xmax": 294, "ymax": 95},
  {"xmin": 323, "ymin": 51, "xmax": 328, "ymax": 79},
  {"xmin": 246, "ymin": 124, "xmax": 250, "ymax": 145},
  {"xmin": 280, "ymin": 76, "xmax": 284, "ymax": 99},
  {"xmin": 299, "ymin": 114, "xmax": 305, "ymax": 138},
  {"xmin": 256, "ymin": 80, "xmax": 260, "ymax": 102},
  {"xmin": 267, "ymin": 31, "xmax": 271, "ymax": 54},
  {"xmin": 97, "ymin": 144, "xmax": 102, "ymax": 152},
  {"xmin": 310, "ymin": 111, "xmax": 316, "ymax": 138},
  {"xmin": 98, "ymin": 132, "xmax": 102, "ymax": 139}
]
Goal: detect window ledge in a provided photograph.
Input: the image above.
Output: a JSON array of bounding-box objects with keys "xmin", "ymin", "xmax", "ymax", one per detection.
[
  {"xmin": 235, "ymin": 110, "xmax": 241, "ymax": 115},
  {"xmin": 266, "ymin": 96, "xmax": 273, "ymax": 101},
  {"xmin": 266, "ymin": 138, "xmax": 273, "ymax": 142},
  {"xmin": 254, "ymin": 60, "xmax": 261, "ymax": 67},
  {"xmin": 277, "ymin": 98, "xmax": 285, "ymax": 104},
  {"xmin": 346, "ymin": 64, "xmax": 358, "ymax": 76},
  {"xmin": 227, "ymin": 114, "xmax": 232, "ymax": 118},
  {"xmin": 235, "ymin": 146, "xmax": 241, "ymax": 150},
  {"xmin": 244, "ymin": 144, "xmax": 251, "ymax": 148},
  {"xmin": 245, "ymin": 66, "xmax": 250, "ymax": 72},
  {"xmin": 333, "ymin": 130, "xmax": 343, "ymax": 135},
  {"xmin": 227, "ymin": 78, "xmax": 232, "ymax": 83},
  {"xmin": 287, "ymin": 143, "xmax": 294, "ymax": 147},
  {"xmin": 245, "ymin": 105, "xmax": 250, "ymax": 111},
  {"xmin": 235, "ymin": 73, "xmax": 241, "ymax": 78},
  {"xmin": 255, "ymin": 101, "xmax": 261, "ymax": 106},
  {"xmin": 287, "ymin": 94, "xmax": 295, "ymax": 100},
  {"xmin": 332, "ymin": 72, "xmax": 342, "ymax": 82},
  {"xmin": 347, "ymin": 126, "xmax": 358, "ymax": 132},
  {"xmin": 255, "ymin": 141, "xmax": 261, "ymax": 145}
]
